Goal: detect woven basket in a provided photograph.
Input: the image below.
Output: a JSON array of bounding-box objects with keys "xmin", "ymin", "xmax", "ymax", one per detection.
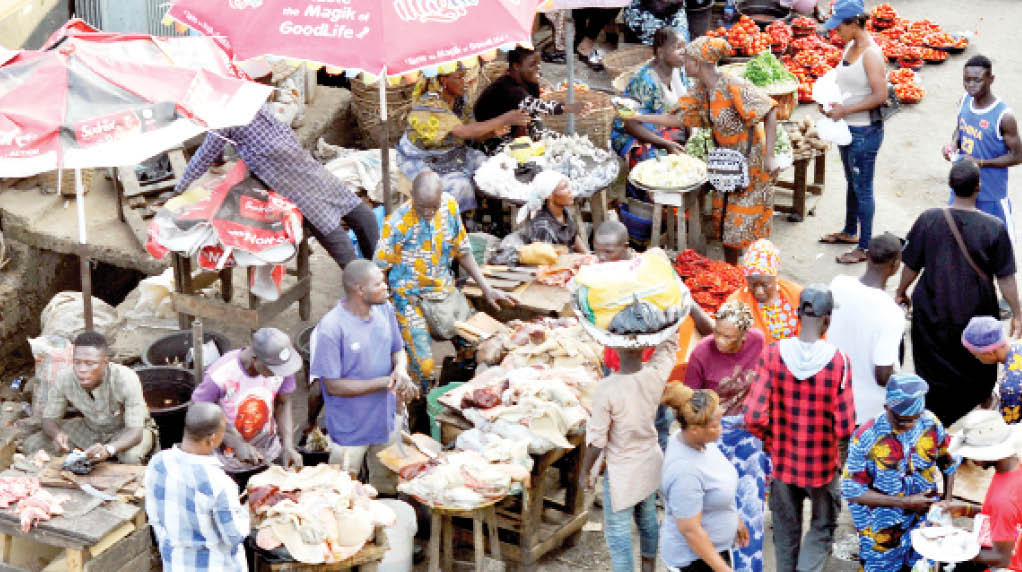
[
  {"xmin": 350, "ymin": 79, "xmax": 418, "ymax": 148},
  {"xmin": 541, "ymin": 89, "xmax": 615, "ymax": 149},
  {"xmin": 604, "ymin": 44, "xmax": 653, "ymax": 81},
  {"xmin": 462, "ymin": 64, "xmax": 482, "ymax": 108},
  {"xmin": 475, "ymin": 61, "xmax": 509, "ymax": 104},
  {"xmin": 772, "ymin": 89, "xmax": 797, "ymax": 120},
  {"xmin": 38, "ymin": 168, "xmax": 94, "ymax": 197}
]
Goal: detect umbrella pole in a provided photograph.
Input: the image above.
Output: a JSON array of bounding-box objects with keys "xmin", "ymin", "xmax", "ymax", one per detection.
[
  {"xmin": 566, "ymin": 14, "xmax": 576, "ymax": 135},
  {"xmin": 74, "ymin": 168, "xmax": 94, "ymax": 331},
  {"xmin": 380, "ymin": 76, "xmax": 392, "ymax": 214}
]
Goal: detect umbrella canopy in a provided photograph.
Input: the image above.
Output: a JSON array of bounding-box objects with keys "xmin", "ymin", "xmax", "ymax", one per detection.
[
  {"xmin": 545, "ymin": 0, "xmax": 629, "ymax": 8},
  {"xmin": 0, "ymin": 26, "xmax": 272, "ymax": 178},
  {"xmin": 168, "ymin": 0, "xmax": 544, "ymax": 78}
]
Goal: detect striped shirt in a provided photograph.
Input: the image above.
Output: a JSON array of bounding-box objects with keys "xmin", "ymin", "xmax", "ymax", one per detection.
[{"xmin": 145, "ymin": 446, "xmax": 250, "ymax": 571}]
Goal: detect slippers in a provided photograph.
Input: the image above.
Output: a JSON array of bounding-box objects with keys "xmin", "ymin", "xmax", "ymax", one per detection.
[
  {"xmin": 819, "ymin": 232, "xmax": 858, "ymax": 244},
  {"xmin": 836, "ymin": 248, "xmax": 869, "ymax": 264}
]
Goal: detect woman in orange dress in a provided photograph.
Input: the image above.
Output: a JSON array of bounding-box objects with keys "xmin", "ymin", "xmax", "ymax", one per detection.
[
  {"xmin": 725, "ymin": 238, "xmax": 803, "ymax": 345},
  {"xmin": 633, "ymin": 37, "xmax": 780, "ymax": 265}
]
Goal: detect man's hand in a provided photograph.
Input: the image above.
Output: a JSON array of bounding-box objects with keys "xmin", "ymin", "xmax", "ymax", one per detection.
[
  {"xmin": 233, "ymin": 442, "xmax": 265, "ymax": 465},
  {"xmin": 894, "ymin": 291, "xmax": 911, "ymax": 311},
  {"xmin": 483, "ymin": 287, "xmax": 518, "ymax": 312},
  {"xmin": 281, "ymin": 446, "xmax": 303, "ymax": 469},
  {"xmin": 391, "ymin": 368, "xmax": 419, "ymax": 402},
  {"xmin": 54, "ymin": 432, "xmax": 70, "ymax": 453},
  {"xmin": 735, "ymin": 519, "xmax": 750, "ymax": 548},
  {"xmin": 578, "ymin": 467, "xmax": 592, "ymax": 493},
  {"xmin": 502, "ymin": 109, "xmax": 531, "ymax": 128},
  {"xmin": 936, "ymin": 500, "xmax": 974, "ymax": 518},
  {"xmin": 1011, "ymin": 315, "xmax": 1022, "ymax": 338},
  {"xmin": 900, "ymin": 493, "xmax": 937, "ymax": 513},
  {"xmin": 84, "ymin": 443, "xmax": 110, "ymax": 462},
  {"xmin": 942, "ymin": 143, "xmax": 958, "ymax": 161}
]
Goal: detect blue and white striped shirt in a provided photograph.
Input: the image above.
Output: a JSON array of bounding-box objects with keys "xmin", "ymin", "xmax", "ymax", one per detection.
[{"xmin": 145, "ymin": 446, "xmax": 250, "ymax": 571}]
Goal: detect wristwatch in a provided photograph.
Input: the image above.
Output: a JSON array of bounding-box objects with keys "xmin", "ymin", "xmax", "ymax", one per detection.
[{"xmin": 104, "ymin": 444, "xmax": 117, "ymax": 458}]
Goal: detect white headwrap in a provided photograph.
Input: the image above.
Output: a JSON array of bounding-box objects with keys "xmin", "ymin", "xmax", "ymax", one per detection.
[{"xmin": 517, "ymin": 170, "xmax": 571, "ymax": 225}]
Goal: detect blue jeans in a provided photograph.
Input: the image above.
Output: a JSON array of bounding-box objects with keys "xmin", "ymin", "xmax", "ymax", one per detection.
[
  {"xmin": 838, "ymin": 123, "xmax": 884, "ymax": 250},
  {"xmin": 655, "ymin": 404, "xmax": 674, "ymax": 452},
  {"xmin": 603, "ymin": 474, "xmax": 659, "ymax": 572}
]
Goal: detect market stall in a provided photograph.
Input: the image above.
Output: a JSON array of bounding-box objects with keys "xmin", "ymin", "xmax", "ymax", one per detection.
[
  {"xmin": 627, "ymin": 153, "xmax": 709, "ymax": 253},
  {"xmin": 463, "ymin": 253, "xmax": 599, "ymax": 317}
]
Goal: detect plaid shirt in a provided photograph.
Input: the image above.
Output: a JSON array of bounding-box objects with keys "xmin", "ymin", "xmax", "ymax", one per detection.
[
  {"xmin": 145, "ymin": 446, "xmax": 250, "ymax": 571},
  {"xmin": 745, "ymin": 342, "xmax": 856, "ymax": 488},
  {"xmin": 176, "ymin": 105, "xmax": 360, "ymax": 234}
]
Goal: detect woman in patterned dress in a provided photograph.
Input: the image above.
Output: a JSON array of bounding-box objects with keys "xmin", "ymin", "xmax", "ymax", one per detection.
[
  {"xmin": 632, "ymin": 37, "xmax": 780, "ymax": 264},
  {"xmin": 725, "ymin": 239, "xmax": 803, "ymax": 345}
]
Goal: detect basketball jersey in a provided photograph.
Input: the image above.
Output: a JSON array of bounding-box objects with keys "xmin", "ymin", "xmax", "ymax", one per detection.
[{"xmin": 958, "ymin": 95, "xmax": 1012, "ymax": 202}]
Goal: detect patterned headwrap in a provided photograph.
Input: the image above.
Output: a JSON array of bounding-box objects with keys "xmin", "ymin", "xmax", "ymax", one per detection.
[
  {"xmin": 685, "ymin": 37, "xmax": 734, "ymax": 65},
  {"xmin": 962, "ymin": 316, "xmax": 1007, "ymax": 354},
  {"xmin": 742, "ymin": 239, "xmax": 780, "ymax": 277},
  {"xmin": 885, "ymin": 373, "xmax": 929, "ymax": 417}
]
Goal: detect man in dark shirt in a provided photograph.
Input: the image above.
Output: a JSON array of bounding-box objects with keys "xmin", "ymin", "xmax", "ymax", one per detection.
[
  {"xmin": 520, "ymin": 171, "xmax": 588, "ymax": 253},
  {"xmin": 896, "ymin": 158, "xmax": 1022, "ymax": 426}
]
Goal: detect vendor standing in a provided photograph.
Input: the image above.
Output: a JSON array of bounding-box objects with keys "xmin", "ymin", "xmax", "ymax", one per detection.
[
  {"xmin": 375, "ymin": 171, "xmax": 517, "ymax": 390},
  {"xmin": 581, "ymin": 336, "xmax": 679, "ymax": 572},
  {"xmin": 518, "ymin": 171, "xmax": 589, "ymax": 254},
  {"xmin": 397, "ymin": 69, "xmax": 530, "ymax": 215},
  {"xmin": 23, "ymin": 331, "xmax": 157, "ymax": 464},
  {"xmin": 307, "ymin": 260, "xmax": 418, "ymax": 494},
  {"xmin": 473, "ymin": 47, "xmax": 591, "ymax": 154},
  {"xmin": 192, "ymin": 328, "xmax": 302, "ymax": 473}
]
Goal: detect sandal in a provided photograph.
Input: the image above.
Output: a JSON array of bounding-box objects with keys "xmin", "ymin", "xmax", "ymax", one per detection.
[
  {"xmin": 819, "ymin": 232, "xmax": 858, "ymax": 244},
  {"xmin": 836, "ymin": 248, "xmax": 869, "ymax": 264},
  {"xmin": 576, "ymin": 47, "xmax": 606, "ymax": 71}
]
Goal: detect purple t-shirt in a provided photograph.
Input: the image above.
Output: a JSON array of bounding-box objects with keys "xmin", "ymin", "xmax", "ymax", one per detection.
[
  {"xmin": 309, "ymin": 300, "xmax": 403, "ymax": 446},
  {"xmin": 684, "ymin": 329, "xmax": 765, "ymax": 417}
]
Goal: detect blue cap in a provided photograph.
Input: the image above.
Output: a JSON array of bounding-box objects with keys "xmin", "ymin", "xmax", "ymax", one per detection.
[{"xmin": 824, "ymin": 0, "xmax": 865, "ymax": 31}]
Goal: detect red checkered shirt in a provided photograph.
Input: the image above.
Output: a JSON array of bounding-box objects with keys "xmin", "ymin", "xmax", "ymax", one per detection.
[{"xmin": 744, "ymin": 342, "xmax": 856, "ymax": 488}]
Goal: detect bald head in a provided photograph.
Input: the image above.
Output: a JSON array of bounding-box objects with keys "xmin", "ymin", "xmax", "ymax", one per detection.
[
  {"xmin": 183, "ymin": 402, "xmax": 225, "ymax": 440},
  {"xmin": 593, "ymin": 220, "xmax": 631, "ymax": 263},
  {"xmin": 342, "ymin": 259, "xmax": 379, "ymax": 294},
  {"xmin": 412, "ymin": 171, "xmax": 442, "ymax": 204}
]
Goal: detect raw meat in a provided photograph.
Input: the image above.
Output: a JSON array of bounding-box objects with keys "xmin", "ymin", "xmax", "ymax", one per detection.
[
  {"xmin": 248, "ymin": 485, "xmax": 299, "ymax": 515},
  {"xmin": 31, "ymin": 450, "xmax": 50, "ymax": 468},
  {"xmin": 255, "ymin": 526, "xmax": 283, "ymax": 550},
  {"xmin": 14, "ymin": 489, "xmax": 69, "ymax": 532},
  {"xmin": 460, "ymin": 387, "xmax": 501, "ymax": 410},
  {"xmin": 18, "ymin": 506, "xmax": 49, "ymax": 532},
  {"xmin": 0, "ymin": 477, "xmax": 40, "ymax": 508}
]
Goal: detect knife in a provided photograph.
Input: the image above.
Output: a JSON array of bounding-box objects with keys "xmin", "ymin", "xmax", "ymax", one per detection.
[{"xmin": 66, "ymin": 473, "xmax": 139, "ymax": 518}]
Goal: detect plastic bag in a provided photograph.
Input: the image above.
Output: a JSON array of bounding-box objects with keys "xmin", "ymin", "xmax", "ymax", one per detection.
[
  {"xmin": 40, "ymin": 291, "xmax": 121, "ymax": 342},
  {"xmin": 27, "ymin": 336, "xmax": 73, "ymax": 419},
  {"xmin": 519, "ymin": 242, "xmax": 558, "ymax": 266},
  {"xmin": 575, "ymin": 248, "xmax": 684, "ymax": 330},
  {"xmin": 816, "ymin": 117, "xmax": 853, "ymax": 146},
  {"xmin": 608, "ymin": 295, "xmax": 683, "ymax": 335},
  {"xmin": 812, "ymin": 69, "xmax": 845, "ymax": 107}
]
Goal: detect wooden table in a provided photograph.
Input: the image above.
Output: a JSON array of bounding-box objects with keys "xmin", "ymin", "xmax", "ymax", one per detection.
[
  {"xmin": 437, "ymin": 412, "xmax": 588, "ymax": 572},
  {"xmin": 773, "ymin": 151, "xmax": 826, "ymax": 221},
  {"xmin": 0, "ymin": 472, "xmax": 147, "ymax": 572},
  {"xmin": 649, "ymin": 184, "xmax": 709, "ymax": 254},
  {"xmin": 427, "ymin": 501, "xmax": 502, "ymax": 572}
]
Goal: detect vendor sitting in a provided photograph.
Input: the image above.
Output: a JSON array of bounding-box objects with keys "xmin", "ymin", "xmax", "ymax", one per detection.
[
  {"xmin": 397, "ymin": 68, "xmax": 530, "ymax": 215},
  {"xmin": 192, "ymin": 328, "xmax": 303, "ymax": 474},
  {"xmin": 519, "ymin": 171, "xmax": 589, "ymax": 254},
  {"xmin": 23, "ymin": 331, "xmax": 157, "ymax": 464},
  {"xmin": 473, "ymin": 47, "xmax": 591, "ymax": 154}
]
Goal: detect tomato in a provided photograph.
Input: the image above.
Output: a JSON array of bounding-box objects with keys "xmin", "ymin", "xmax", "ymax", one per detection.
[
  {"xmin": 871, "ymin": 3, "xmax": 898, "ymax": 20},
  {"xmin": 894, "ymin": 83, "xmax": 925, "ymax": 103},
  {"xmin": 888, "ymin": 68, "xmax": 917, "ymax": 85},
  {"xmin": 925, "ymin": 32, "xmax": 954, "ymax": 48}
]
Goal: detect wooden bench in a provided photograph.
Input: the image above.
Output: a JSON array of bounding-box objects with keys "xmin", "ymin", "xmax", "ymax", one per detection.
[{"xmin": 773, "ymin": 151, "xmax": 826, "ymax": 221}]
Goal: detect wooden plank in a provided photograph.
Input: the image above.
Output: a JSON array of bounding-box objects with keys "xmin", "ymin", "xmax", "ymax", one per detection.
[
  {"xmin": 87, "ymin": 522, "xmax": 135, "ymax": 558},
  {"xmin": 65, "ymin": 548, "xmax": 84, "ymax": 572},
  {"xmin": 85, "ymin": 526, "xmax": 151, "ymax": 572},
  {"xmin": 37, "ymin": 461, "xmax": 144, "ymax": 493},
  {"xmin": 473, "ymin": 513, "xmax": 484, "ymax": 571},
  {"xmin": 171, "ymin": 292, "xmax": 260, "ymax": 329},
  {"xmin": 121, "ymin": 200, "xmax": 150, "ymax": 250},
  {"xmin": 467, "ymin": 276, "xmax": 521, "ymax": 291},
  {"xmin": 428, "ymin": 512, "xmax": 441, "ymax": 572},
  {"xmin": 0, "ymin": 533, "xmax": 10, "ymax": 561},
  {"xmin": 257, "ymin": 276, "xmax": 312, "ymax": 325},
  {"xmin": 111, "ymin": 551, "xmax": 150, "ymax": 572},
  {"xmin": 167, "ymin": 149, "xmax": 188, "ymax": 180}
]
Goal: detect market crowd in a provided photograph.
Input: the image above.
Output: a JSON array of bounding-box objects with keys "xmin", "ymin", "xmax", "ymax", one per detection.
[{"xmin": 16, "ymin": 0, "xmax": 1022, "ymax": 571}]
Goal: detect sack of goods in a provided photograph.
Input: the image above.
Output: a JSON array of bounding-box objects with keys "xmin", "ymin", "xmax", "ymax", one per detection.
[{"xmin": 574, "ymin": 249, "xmax": 691, "ymax": 335}]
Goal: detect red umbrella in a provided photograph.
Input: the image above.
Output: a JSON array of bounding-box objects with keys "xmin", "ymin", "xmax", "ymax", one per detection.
[{"xmin": 0, "ymin": 21, "xmax": 272, "ymax": 328}]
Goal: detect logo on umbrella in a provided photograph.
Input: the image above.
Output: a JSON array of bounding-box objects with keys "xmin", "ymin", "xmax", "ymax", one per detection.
[
  {"xmin": 229, "ymin": 0, "xmax": 263, "ymax": 9},
  {"xmin": 393, "ymin": 0, "xmax": 479, "ymax": 24},
  {"xmin": 0, "ymin": 128, "xmax": 35, "ymax": 148}
]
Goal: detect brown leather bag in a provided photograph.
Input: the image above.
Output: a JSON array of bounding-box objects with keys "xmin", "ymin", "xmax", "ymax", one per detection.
[{"xmin": 942, "ymin": 207, "xmax": 991, "ymax": 283}]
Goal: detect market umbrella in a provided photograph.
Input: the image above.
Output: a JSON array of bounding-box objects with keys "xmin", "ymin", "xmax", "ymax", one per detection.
[
  {"xmin": 166, "ymin": 0, "xmax": 547, "ymax": 212},
  {"xmin": 543, "ymin": 0, "xmax": 630, "ymax": 134},
  {"xmin": 0, "ymin": 25, "xmax": 272, "ymax": 328}
]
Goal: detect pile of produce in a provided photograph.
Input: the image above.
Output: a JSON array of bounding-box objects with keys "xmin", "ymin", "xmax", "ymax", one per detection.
[
  {"xmin": 685, "ymin": 126, "xmax": 793, "ymax": 168},
  {"xmin": 888, "ymin": 68, "xmax": 918, "ymax": 85},
  {"xmin": 723, "ymin": 16, "xmax": 769, "ymax": 57},
  {"xmin": 474, "ymin": 316, "xmax": 604, "ymax": 377},
  {"xmin": 248, "ymin": 465, "xmax": 397, "ymax": 564},
  {"xmin": 742, "ymin": 52, "xmax": 798, "ymax": 90},
  {"xmin": 397, "ymin": 450, "xmax": 529, "ymax": 509},
  {"xmin": 672, "ymin": 250, "xmax": 745, "ymax": 313},
  {"xmin": 629, "ymin": 153, "xmax": 707, "ymax": 190},
  {"xmin": 766, "ymin": 20, "xmax": 793, "ymax": 53},
  {"xmin": 894, "ymin": 83, "xmax": 925, "ymax": 104},
  {"xmin": 784, "ymin": 118, "xmax": 830, "ymax": 160}
]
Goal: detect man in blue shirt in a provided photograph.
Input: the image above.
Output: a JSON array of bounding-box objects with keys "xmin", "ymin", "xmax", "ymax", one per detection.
[
  {"xmin": 944, "ymin": 55, "xmax": 1022, "ymax": 243},
  {"xmin": 146, "ymin": 402, "xmax": 249, "ymax": 572},
  {"xmin": 308, "ymin": 259, "xmax": 416, "ymax": 494}
]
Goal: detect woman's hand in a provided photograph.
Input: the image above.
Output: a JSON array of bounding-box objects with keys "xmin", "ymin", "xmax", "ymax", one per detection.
[
  {"xmin": 564, "ymin": 102, "xmax": 594, "ymax": 116},
  {"xmin": 825, "ymin": 103, "xmax": 849, "ymax": 121},
  {"xmin": 735, "ymin": 520, "xmax": 750, "ymax": 548},
  {"xmin": 502, "ymin": 109, "xmax": 531, "ymax": 128},
  {"xmin": 765, "ymin": 154, "xmax": 779, "ymax": 176}
]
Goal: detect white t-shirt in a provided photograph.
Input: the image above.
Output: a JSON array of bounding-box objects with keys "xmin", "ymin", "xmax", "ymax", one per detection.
[
  {"xmin": 659, "ymin": 68, "xmax": 688, "ymax": 108},
  {"xmin": 827, "ymin": 275, "xmax": 906, "ymax": 425}
]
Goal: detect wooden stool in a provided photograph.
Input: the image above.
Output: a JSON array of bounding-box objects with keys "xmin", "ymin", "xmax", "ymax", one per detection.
[
  {"xmin": 774, "ymin": 151, "xmax": 826, "ymax": 221},
  {"xmin": 649, "ymin": 185, "xmax": 707, "ymax": 254},
  {"xmin": 428, "ymin": 503, "xmax": 501, "ymax": 572}
]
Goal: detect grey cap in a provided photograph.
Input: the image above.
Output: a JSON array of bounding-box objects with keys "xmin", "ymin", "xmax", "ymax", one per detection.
[
  {"xmin": 799, "ymin": 284, "xmax": 837, "ymax": 317},
  {"xmin": 251, "ymin": 327, "xmax": 302, "ymax": 377}
]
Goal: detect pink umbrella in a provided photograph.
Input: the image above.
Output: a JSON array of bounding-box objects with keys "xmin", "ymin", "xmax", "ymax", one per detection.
[
  {"xmin": 167, "ymin": 0, "xmax": 547, "ymax": 210},
  {"xmin": 0, "ymin": 23, "xmax": 272, "ymax": 328}
]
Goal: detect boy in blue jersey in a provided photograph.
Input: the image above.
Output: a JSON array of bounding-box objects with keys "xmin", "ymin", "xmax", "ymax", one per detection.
[{"xmin": 944, "ymin": 55, "xmax": 1022, "ymax": 243}]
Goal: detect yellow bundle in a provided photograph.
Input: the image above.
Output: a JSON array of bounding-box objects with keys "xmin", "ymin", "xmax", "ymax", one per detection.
[
  {"xmin": 519, "ymin": 242, "xmax": 559, "ymax": 266},
  {"xmin": 575, "ymin": 249, "xmax": 683, "ymax": 330}
]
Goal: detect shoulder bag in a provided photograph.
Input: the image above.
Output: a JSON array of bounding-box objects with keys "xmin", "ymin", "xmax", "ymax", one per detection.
[
  {"xmin": 708, "ymin": 126, "xmax": 755, "ymax": 238},
  {"xmin": 415, "ymin": 289, "xmax": 474, "ymax": 340},
  {"xmin": 942, "ymin": 207, "xmax": 991, "ymax": 283}
]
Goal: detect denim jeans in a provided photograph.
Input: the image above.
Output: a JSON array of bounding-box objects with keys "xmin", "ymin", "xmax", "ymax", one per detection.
[
  {"xmin": 838, "ymin": 123, "xmax": 884, "ymax": 251},
  {"xmin": 603, "ymin": 474, "xmax": 659, "ymax": 572},
  {"xmin": 655, "ymin": 404, "xmax": 675, "ymax": 452},
  {"xmin": 768, "ymin": 475, "xmax": 841, "ymax": 572}
]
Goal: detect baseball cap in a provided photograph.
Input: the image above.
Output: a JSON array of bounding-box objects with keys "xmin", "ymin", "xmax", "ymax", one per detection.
[
  {"xmin": 798, "ymin": 284, "xmax": 837, "ymax": 317},
  {"xmin": 867, "ymin": 232, "xmax": 905, "ymax": 264},
  {"xmin": 251, "ymin": 327, "xmax": 302, "ymax": 377},
  {"xmin": 824, "ymin": 0, "xmax": 865, "ymax": 31}
]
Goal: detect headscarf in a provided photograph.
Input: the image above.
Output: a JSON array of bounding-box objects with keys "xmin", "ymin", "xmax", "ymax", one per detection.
[
  {"xmin": 742, "ymin": 238, "xmax": 780, "ymax": 277},
  {"xmin": 685, "ymin": 37, "xmax": 733, "ymax": 66},
  {"xmin": 517, "ymin": 170, "xmax": 570, "ymax": 224},
  {"xmin": 885, "ymin": 373, "xmax": 929, "ymax": 417},
  {"xmin": 962, "ymin": 316, "xmax": 1007, "ymax": 354}
]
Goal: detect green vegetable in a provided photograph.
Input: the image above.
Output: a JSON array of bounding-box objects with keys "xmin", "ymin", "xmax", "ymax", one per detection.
[
  {"xmin": 775, "ymin": 125, "xmax": 792, "ymax": 156},
  {"xmin": 744, "ymin": 52, "xmax": 797, "ymax": 87},
  {"xmin": 685, "ymin": 128, "xmax": 715, "ymax": 161}
]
